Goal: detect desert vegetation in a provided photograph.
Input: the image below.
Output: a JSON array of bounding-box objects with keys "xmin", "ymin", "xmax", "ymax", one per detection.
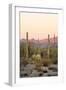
[{"xmin": 20, "ymin": 32, "xmax": 58, "ymax": 77}]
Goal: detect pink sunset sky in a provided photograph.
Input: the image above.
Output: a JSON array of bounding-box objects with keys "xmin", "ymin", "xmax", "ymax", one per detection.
[{"xmin": 20, "ymin": 12, "xmax": 58, "ymax": 40}]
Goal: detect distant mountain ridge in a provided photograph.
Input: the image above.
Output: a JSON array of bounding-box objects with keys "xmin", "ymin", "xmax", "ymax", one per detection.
[
  {"xmin": 20, "ymin": 37, "xmax": 58, "ymax": 43},
  {"xmin": 20, "ymin": 37, "xmax": 58, "ymax": 48}
]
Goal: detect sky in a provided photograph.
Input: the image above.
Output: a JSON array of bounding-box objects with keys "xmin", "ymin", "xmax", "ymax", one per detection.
[{"xmin": 20, "ymin": 12, "xmax": 58, "ymax": 40}]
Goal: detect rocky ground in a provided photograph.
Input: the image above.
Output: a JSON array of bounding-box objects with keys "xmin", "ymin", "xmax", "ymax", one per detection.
[{"xmin": 20, "ymin": 63, "xmax": 58, "ymax": 77}]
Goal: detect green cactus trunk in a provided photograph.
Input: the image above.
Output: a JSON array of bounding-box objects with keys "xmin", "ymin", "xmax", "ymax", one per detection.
[
  {"xmin": 37, "ymin": 38, "xmax": 40, "ymax": 54},
  {"xmin": 54, "ymin": 34, "xmax": 55, "ymax": 46},
  {"xmin": 48, "ymin": 34, "xmax": 50, "ymax": 59},
  {"xmin": 26, "ymin": 32, "xmax": 28, "ymax": 58}
]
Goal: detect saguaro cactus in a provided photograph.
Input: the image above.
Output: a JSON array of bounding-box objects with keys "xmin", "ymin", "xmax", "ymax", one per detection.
[
  {"xmin": 48, "ymin": 34, "xmax": 50, "ymax": 59},
  {"xmin": 54, "ymin": 34, "xmax": 55, "ymax": 46},
  {"xmin": 26, "ymin": 32, "xmax": 28, "ymax": 58},
  {"xmin": 37, "ymin": 38, "xmax": 40, "ymax": 54}
]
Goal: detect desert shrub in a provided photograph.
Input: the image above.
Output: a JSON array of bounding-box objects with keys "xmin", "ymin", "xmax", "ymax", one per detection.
[
  {"xmin": 49, "ymin": 47, "xmax": 58, "ymax": 59},
  {"xmin": 20, "ymin": 42, "xmax": 26, "ymax": 57},
  {"xmin": 51, "ymin": 58, "xmax": 58, "ymax": 64},
  {"xmin": 20, "ymin": 58, "xmax": 29, "ymax": 66},
  {"xmin": 40, "ymin": 48, "xmax": 48, "ymax": 58},
  {"xmin": 32, "ymin": 54, "xmax": 41, "ymax": 61},
  {"xmin": 31, "ymin": 54, "xmax": 43, "ymax": 71},
  {"xmin": 42, "ymin": 58, "xmax": 52, "ymax": 66},
  {"xmin": 35, "ymin": 62, "xmax": 42, "ymax": 71}
]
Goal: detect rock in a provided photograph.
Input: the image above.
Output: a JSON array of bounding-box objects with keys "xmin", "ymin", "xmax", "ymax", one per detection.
[
  {"xmin": 48, "ymin": 70, "xmax": 58, "ymax": 76},
  {"xmin": 43, "ymin": 73, "xmax": 48, "ymax": 76},
  {"xmin": 20, "ymin": 64, "xmax": 36, "ymax": 77},
  {"xmin": 41, "ymin": 66, "xmax": 48, "ymax": 72},
  {"xmin": 23, "ymin": 64, "xmax": 35, "ymax": 75},
  {"xmin": 25, "ymin": 64, "xmax": 36, "ymax": 70},
  {"xmin": 20, "ymin": 70, "xmax": 28, "ymax": 77},
  {"xmin": 23, "ymin": 68, "xmax": 32, "ymax": 75},
  {"xmin": 30, "ymin": 70, "xmax": 39, "ymax": 77},
  {"xmin": 38, "ymin": 72, "xmax": 43, "ymax": 76},
  {"xmin": 48, "ymin": 64, "xmax": 58, "ymax": 71},
  {"xmin": 20, "ymin": 65, "xmax": 24, "ymax": 70},
  {"xmin": 30, "ymin": 70, "xmax": 43, "ymax": 77},
  {"xmin": 48, "ymin": 64, "xmax": 58, "ymax": 69}
]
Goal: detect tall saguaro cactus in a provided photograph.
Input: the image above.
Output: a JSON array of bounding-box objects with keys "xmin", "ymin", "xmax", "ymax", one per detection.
[
  {"xmin": 37, "ymin": 38, "xmax": 40, "ymax": 54},
  {"xmin": 26, "ymin": 32, "xmax": 28, "ymax": 58},
  {"xmin": 54, "ymin": 34, "xmax": 55, "ymax": 46},
  {"xmin": 48, "ymin": 34, "xmax": 50, "ymax": 59}
]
